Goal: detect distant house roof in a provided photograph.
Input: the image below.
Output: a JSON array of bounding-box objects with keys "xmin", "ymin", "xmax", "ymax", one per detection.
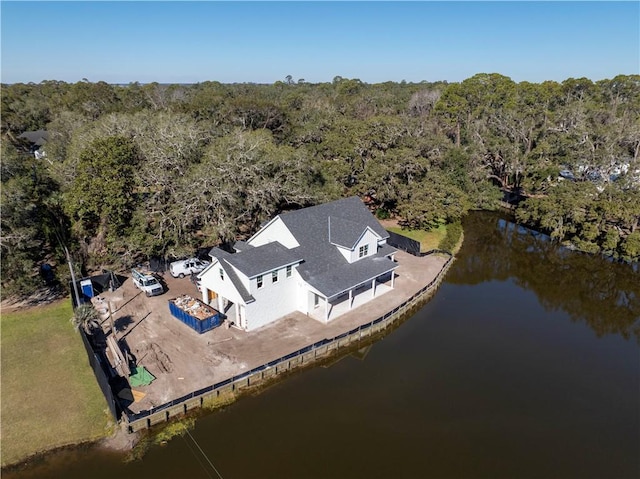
[
  {"xmin": 18, "ymin": 130, "xmax": 48, "ymax": 146},
  {"xmin": 276, "ymin": 196, "xmax": 395, "ymax": 298}
]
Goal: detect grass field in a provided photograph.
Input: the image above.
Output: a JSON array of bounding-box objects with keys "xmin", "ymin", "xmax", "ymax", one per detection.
[
  {"xmin": 386, "ymin": 224, "xmax": 448, "ymax": 252},
  {"xmin": 1, "ymin": 299, "xmax": 112, "ymax": 467}
]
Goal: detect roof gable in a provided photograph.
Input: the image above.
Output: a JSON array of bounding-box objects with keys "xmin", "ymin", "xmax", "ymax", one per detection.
[
  {"xmin": 329, "ymin": 216, "xmax": 381, "ymax": 250},
  {"xmin": 200, "ymin": 257, "xmax": 255, "ymax": 304}
]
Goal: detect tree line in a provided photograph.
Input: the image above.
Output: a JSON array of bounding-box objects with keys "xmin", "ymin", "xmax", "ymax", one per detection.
[
  {"xmin": 1, "ymin": 74, "xmax": 639, "ymax": 296},
  {"xmin": 448, "ymin": 212, "xmax": 640, "ymax": 342}
]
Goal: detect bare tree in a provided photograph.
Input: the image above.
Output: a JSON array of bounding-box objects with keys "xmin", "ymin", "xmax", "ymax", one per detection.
[{"xmin": 409, "ymin": 89, "xmax": 441, "ymax": 117}]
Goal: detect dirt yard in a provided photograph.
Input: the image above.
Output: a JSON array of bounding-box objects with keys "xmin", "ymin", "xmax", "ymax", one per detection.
[{"xmin": 90, "ymin": 250, "xmax": 449, "ymax": 417}]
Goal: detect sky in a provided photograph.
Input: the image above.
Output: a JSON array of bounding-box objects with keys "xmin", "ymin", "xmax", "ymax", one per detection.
[{"xmin": 1, "ymin": 1, "xmax": 638, "ymax": 84}]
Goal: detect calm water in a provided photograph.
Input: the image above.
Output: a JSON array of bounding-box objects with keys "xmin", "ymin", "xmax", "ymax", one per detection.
[{"xmin": 6, "ymin": 212, "xmax": 639, "ymax": 479}]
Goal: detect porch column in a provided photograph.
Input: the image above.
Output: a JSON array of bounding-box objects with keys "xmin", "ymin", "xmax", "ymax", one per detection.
[
  {"xmin": 202, "ymin": 288, "xmax": 209, "ymax": 305},
  {"xmin": 371, "ymin": 279, "xmax": 376, "ymax": 298},
  {"xmin": 391, "ymin": 271, "xmax": 395, "ymax": 288},
  {"xmin": 324, "ymin": 297, "xmax": 329, "ymax": 322},
  {"xmin": 349, "ymin": 289, "xmax": 353, "ymax": 309},
  {"xmin": 235, "ymin": 302, "xmax": 240, "ymax": 321}
]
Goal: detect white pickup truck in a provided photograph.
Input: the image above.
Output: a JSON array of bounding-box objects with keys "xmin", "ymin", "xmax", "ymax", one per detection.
[
  {"xmin": 169, "ymin": 258, "xmax": 210, "ymax": 278},
  {"xmin": 131, "ymin": 268, "xmax": 164, "ymax": 296}
]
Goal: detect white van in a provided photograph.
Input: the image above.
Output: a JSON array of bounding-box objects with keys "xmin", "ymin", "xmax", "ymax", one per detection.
[{"xmin": 169, "ymin": 258, "xmax": 210, "ymax": 278}]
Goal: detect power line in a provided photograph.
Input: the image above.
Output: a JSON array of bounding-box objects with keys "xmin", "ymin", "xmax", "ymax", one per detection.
[
  {"xmin": 184, "ymin": 425, "xmax": 225, "ymax": 479},
  {"xmin": 181, "ymin": 434, "xmax": 214, "ymax": 479}
]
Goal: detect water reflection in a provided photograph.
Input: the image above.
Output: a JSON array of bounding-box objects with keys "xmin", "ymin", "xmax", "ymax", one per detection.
[{"xmin": 449, "ymin": 212, "xmax": 640, "ymax": 342}]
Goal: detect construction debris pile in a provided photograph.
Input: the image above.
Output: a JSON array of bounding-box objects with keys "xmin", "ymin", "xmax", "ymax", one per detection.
[{"xmin": 170, "ymin": 294, "xmax": 218, "ymax": 321}]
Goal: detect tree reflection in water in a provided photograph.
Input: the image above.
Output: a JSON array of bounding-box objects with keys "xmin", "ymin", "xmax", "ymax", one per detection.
[{"xmin": 449, "ymin": 212, "xmax": 640, "ymax": 342}]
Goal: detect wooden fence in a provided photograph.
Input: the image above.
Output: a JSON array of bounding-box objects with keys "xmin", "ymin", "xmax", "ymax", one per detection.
[{"xmin": 125, "ymin": 252, "xmax": 454, "ymax": 433}]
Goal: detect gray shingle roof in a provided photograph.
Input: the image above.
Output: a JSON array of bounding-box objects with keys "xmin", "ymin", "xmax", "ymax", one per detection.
[
  {"xmin": 224, "ymin": 241, "xmax": 303, "ymax": 278},
  {"xmin": 276, "ymin": 196, "xmax": 396, "ymax": 297},
  {"xmin": 328, "ymin": 216, "xmax": 375, "ymax": 249},
  {"xmin": 376, "ymin": 243, "xmax": 397, "ymax": 258},
  {"xmin": 232, "ymin": 240, "xmax": 253, "ymax": 252},
  {"xmin": 18, "ymin": 130, "xmax": 48, "ymax": 146},
  {"xmin": 209, "ymin": 246, "xmax": 232, "ymax": 260},
  {"xmin": 298, "ymin": 254, "xmax": 396, "ymax": 299}
]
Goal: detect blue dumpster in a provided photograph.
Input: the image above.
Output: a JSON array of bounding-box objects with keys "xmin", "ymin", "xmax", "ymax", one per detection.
[{"xmin": 168, "ymin": 295, "xmax": 222, "ymax": 334}]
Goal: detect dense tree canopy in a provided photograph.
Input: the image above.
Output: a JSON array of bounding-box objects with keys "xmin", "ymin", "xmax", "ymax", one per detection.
[{"xmin": 1, "ymin": 74, "xmax": 639, "ymax": 295}]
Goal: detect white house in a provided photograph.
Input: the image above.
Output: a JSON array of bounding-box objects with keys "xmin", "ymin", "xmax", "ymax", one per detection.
[{"xmin": 198, "ymin": 196, "xmax": 398, "ymax": 331}]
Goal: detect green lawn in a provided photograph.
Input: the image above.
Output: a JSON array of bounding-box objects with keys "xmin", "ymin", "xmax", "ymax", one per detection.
[
  {"xmin": 1, "ymin": 300, "xmax": 112, "ymax": 467},
  {"xmin": 387, "ymin": 224, "xmax": 448, "ymax": 252}
]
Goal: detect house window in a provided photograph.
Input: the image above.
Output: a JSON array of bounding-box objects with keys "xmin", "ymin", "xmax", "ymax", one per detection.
[
  {"xmin": 314, "ymin": 293, "xmax": 320, "ymax": 308},
  {"xmin": 286, "ymin": 265, "xmax": 292, "ymax": 278},
  {"xmin": 359, "ymin": 244, "xmax": 369, "ymax": 258},
  {"xmin": 257, "ymin": 275, "xmax": 263, "ymax": 289},
  {"xmin": 272, "ymin": 270, "xmax": 278, "ymax": 283},
  {"xmin": 219, "ymin": 268, "xmax": 224, "ymax": 280}
]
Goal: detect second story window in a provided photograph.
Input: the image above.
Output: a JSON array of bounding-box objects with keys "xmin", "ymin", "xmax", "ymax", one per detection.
[
  {"xmin": 219, "ymin": 268, "xmax": 224, "ymax": 280},
  {"xmin": 286, "ymin": 265, "xmax": 292, "ymax": 277},
  {"xmin": 257, "ymin": 275, "xmax": 263, "ymax": 289},
  {"xmin": 272, "ymin": 270, "xmax": 278, "ymax": 283},
  {"xmin": 359, "ymin": 244, "xmax": 369, "ymax": 258}
]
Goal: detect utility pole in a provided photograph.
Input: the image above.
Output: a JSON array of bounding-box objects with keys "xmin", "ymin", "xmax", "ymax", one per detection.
[
  {"xmin": 64, "ymin": 245, "xmax": 82, "ymax": 307},
  {"xmin": 108, "ymin": 301, "xmax": 116, "ymax": 338}
]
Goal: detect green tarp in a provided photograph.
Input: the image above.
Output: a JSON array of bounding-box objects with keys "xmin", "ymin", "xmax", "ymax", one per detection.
[{"xmin": 129, "ymin": 366, "xmax": 155, "ymax": 387}]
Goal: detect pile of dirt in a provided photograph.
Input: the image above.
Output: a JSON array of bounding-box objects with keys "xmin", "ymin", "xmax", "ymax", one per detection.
[{"xmin": 137, "ymin": 342, "xmax": 174, "ymax": 374}]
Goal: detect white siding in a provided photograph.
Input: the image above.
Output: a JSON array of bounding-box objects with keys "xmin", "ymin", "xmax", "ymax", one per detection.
[
  {"xmin": 349, "ymin": 228, "xmax": 379, "ymax": 262},
  {"xmin": 336, "ymin": 244, "xmax": 351, "ymax": 262},
  {"xmin": 294, "ymin": 270, "xmax": 309, "ymax": 314},
  {"xmin": 295, "ymin": 273, "xmax": 327, "ymax": 316},
  {"xmin": 248, "ymin": 217, "xmax": 299, "ymax": 249},
  {"xmin": 243, "ymin": 265, "xmax": 298, "ymax": 331},
  {"xmin": 199, "ymin": 260, "xmax": 245, "ymax": 305}
]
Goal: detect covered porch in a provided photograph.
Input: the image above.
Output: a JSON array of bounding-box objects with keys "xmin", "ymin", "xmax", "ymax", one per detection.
[{"xmin": 308, "ymin": 271, "xmax": 395, "ymax": 323}]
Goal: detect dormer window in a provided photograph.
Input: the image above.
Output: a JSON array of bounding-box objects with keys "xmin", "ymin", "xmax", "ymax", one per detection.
[{"xmin": 358, "ymin": 244, "xmax": 369, "ymax": 258}]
